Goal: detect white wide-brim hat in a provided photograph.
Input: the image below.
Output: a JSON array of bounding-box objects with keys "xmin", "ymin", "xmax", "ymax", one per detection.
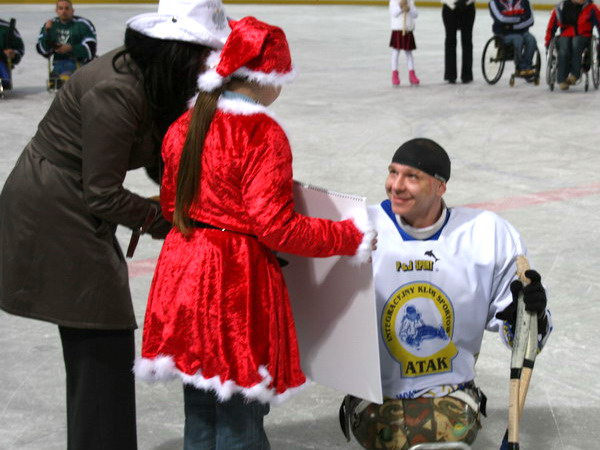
[{"xmin": 127, "ymin": 0, "xmax": 230, "ymax": 48}]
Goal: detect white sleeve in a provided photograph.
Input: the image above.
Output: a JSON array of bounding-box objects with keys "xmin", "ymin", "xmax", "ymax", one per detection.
[
  {"xmin": 389, "ymin": 0, "xmax": 402, "ymax": 18},
  {"xmin": 409, "ymin": 1, "xmax": 419, "ymax": 18}
]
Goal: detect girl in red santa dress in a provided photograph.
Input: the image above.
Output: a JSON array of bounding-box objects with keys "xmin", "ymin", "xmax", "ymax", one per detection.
[{"xmin": 135, "ymin": 16, "xmax": 375, "ymax": 449}]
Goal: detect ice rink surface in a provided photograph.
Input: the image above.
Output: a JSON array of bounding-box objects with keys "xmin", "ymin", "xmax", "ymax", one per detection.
[{"xmin": 1, "ymin": 3, "xmax": 599, "ymax": 449}]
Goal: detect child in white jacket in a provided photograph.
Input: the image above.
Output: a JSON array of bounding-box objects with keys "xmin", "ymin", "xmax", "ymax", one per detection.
[{"xmin": 389, "ymin": 0, "xmax": 420, "ymax": 86}]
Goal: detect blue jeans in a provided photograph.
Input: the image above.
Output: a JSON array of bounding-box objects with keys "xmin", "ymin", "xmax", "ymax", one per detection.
[
  {"xmin": 183, "ymin": 385, "xmax": 271, "ymax": 450},
  {"xmin": 0, "ymin": 60, "xmax": 11, "ymax": 88},
  {"xmin": 503, "ymin": 32, "xmax": 536, "ymax": 71},
  {"xmin": 51, "ymin": 58, "xmax": 77, "ymax": 77},
  {"xmin": 557, "ymin": 35, "xmax": 590, "ymax": 82}
]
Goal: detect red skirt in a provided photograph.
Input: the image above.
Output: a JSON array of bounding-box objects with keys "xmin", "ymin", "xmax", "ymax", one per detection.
[{"xmin": 390, "ymin": 30, "xmax": 416, "ymax": 50}]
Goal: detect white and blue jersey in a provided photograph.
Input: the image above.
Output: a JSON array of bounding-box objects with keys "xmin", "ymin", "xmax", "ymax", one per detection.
[{"xmin": 369, "ymin": 200, "xmax": 539, "ymax": 399}]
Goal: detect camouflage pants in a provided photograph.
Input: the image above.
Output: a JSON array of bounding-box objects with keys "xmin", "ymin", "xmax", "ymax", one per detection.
[{"xmin": 345, "ymin": 392, "xmax": 481, "ymax": 450}]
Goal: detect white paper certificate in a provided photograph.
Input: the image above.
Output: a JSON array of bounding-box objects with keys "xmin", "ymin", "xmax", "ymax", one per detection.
[{"xmin": 282, "ymin": 181, "xmax": 382, "ymax": 404}]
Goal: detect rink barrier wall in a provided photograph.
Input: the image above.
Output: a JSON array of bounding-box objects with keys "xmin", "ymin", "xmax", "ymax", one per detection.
[{"xmin": 0, "ymin": 0, "xmax": 559, "ymax": 10}]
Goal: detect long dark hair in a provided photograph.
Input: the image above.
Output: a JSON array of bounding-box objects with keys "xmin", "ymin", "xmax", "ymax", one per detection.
[
  {"xmin": 112, "ymin": 28, "xmax": 212, "ymax": 137},
  {"xmin": 173, "ymin": 88, "xmax": 223, "ymax": 234}
]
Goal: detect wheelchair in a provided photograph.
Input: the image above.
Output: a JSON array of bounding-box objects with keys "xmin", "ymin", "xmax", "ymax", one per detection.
[
  {"xmin": 47, "ymin": 54, "xmax": 80, "ymax": 93},
  {"xmin": 481, "ymin": 35, "xmax": 541, "ymax": 86},
  {"xmin": 546, "ymin": 34, "xmax": 600, "ymax": 91}
]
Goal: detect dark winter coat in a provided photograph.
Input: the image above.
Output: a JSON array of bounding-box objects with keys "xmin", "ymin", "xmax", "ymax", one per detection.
[
  {"xmin": 489, "ymin": 0, "xmax": 534, "ymax": 36},
  {"xmin": 0, "ymin": 47, "xmax": 170, "ymax": 330}
]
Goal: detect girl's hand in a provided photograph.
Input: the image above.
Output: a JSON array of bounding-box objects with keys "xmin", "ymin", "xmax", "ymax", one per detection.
[{"xmin": 370, "ymin": 236, "xmax": 378, "ymax": 251}]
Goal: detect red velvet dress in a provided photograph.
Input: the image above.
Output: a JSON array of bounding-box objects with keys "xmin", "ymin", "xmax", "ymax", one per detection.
[{"xmin": 136, "ymin": 96, "xmax": 365, "ymax": 404}]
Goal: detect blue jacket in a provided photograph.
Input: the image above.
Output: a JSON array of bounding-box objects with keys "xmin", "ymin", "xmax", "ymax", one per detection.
[{"xmin": 489, "ymin": 0, "xmax": 534, "ymax": 35}]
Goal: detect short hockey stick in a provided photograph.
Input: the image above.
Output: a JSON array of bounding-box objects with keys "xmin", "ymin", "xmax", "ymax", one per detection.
[
  {"xmin": 502, "ymin": 255, "xmax": 535, "ymax": 450},
  {"xmin": 6, "ymin": 18, "xmax": 16, "ymax": 70}
]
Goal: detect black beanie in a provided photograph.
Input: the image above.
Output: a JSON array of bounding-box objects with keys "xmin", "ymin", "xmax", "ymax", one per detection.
[{"xmin": 391, "ymin": 138, "xmax": 451, "ymax": 182}]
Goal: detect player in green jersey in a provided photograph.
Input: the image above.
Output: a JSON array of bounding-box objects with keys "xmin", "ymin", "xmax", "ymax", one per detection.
[{"xmin": 36, "ymin": 0, "xmax": 97, "ymax": 89}]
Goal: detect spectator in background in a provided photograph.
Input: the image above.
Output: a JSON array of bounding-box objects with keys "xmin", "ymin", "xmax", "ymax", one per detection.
[
  {"xmin": 36, "ymin": 0, "xmax": 97, "ymax": 88},
  {"xmin": 0, "ymin": 18, "xmax": 24, "ymax": 90},
  {"xmin": 442, "ymin": 0, "xmax": 476, "ymax": 84},
  {"xmin": 389, "ymin": 0, "xmax": 421, "ymax": 86}
]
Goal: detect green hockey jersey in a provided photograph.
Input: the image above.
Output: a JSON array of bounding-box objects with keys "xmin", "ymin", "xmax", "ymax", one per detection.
[{"xmin": 36, "ymin": 15, "xmax": 96, "ymax": 64}]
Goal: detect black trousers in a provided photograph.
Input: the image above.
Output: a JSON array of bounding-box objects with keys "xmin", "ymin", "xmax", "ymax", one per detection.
[
  {"xmin": 442, "ymin": 3, "xmax": 476, "ymax": 82},
  {"xmin": 59, "ymin": 326, "xmax": 138, "ymax": 450}
]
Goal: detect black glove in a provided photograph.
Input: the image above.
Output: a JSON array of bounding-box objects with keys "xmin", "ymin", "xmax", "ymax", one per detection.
[{"xmin": 496, "ymin": 270, "xmax": 548, "ymax": 335}]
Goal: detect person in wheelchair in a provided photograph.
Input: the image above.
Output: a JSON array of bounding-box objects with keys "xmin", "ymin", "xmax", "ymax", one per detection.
[
  {"xmin": 489, "ymin": 0, "xmax": 537, "ymax": 78},
  {"xmin": 0, "ymin": 18, "xmax": 24, "ymax": 91},
  {"xmin": 545, "ymin": 0, "xmax": 600, "ymax": 90},
  {"xmin": 36, "ymin": 0, "xmax": 97, "ymax": 89}
]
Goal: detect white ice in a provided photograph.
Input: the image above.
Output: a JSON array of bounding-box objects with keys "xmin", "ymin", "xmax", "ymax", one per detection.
[{"xmin": 1, "ymin": 3, "xmax": 599, "ymax": 450}]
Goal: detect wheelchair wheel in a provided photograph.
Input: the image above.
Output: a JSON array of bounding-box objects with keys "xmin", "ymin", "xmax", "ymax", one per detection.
[
  {"xmin": 482, "ymin": 36, "xmax": 505, "ymax": 85},
  {"xmin": 533, "ymin": 46, "xmax": 541, "ymax": 85},
  {"xmin": 546, "ymin": 38, "xmax": 558, "ymax": 91},
  {"xmin": 592, "ymin": 35, "xmax": 599, "ymax": 89}
]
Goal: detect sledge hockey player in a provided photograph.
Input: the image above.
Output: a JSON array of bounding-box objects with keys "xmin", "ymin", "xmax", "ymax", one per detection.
[
  {"xmin": 0, "ymin": 18, "xmax": 24, "ymax": 93},
  {"xmin": 340, "ymin": 138, "xmax": 552, "ymax": 449},
  {"xmin": 36, "ymin": 0, "xmax": 97, "ymax": 90}
]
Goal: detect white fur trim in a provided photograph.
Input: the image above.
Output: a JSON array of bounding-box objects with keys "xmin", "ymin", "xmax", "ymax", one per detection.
[
  {"xmin": 217, "ymin": 97, "xmax": 269, "ymax": 115},
  {"xmin": 198, "ymin": 69, "xmax": 225, "ymax": 92},
  {"xmin": 205, "ymin": 49, "xmax": 221, "ymax": 69},
  {"xmin": 197, "ymin": 50, "xmax": 223, "ymax": 93},
  {"xmin": 134, "ymin": 356, "xmax": 309, "ymax": 405},
  {"xmin": 232, "ymin": 66, "xmax": 297, "ymax": 86},
  {"xmin": 347, "ymin": 209, "xmax": 376, "ymax": 265},
  {"xmin": 217, "ymin": 97, "xmax": 290, "ymax": 132},
  {"xmin": 217, "ymin": 97, "xmax": 294, "ymax": 143}
]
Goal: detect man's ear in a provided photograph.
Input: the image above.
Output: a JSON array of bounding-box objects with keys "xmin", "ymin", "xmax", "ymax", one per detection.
[{"xmin": 436, "ymin": 181, "xmax": 447, "ymax": 196}]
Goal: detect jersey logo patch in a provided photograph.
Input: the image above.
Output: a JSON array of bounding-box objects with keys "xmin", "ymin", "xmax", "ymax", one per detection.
[
  {"xmin": 381, "ymin": 282, "xmax": 458, "ymax": 378},
  {"xmin": 395, "ymin": 259, "xmax": 435, "ymax": 272},
  {"xmin": 395, "ymin": 251, "xmax": 440, "ymax": 272},
  {"xmin": 57, "ymin": 29, "xmax": 70, "ymax": 45},
  {"xmin": 424, "ymin": 250, "xmax": 439, "ymax": 262}
]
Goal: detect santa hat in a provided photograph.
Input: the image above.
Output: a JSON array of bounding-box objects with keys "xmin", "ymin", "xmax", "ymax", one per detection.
[
  {"xmin": 126, "ymin": 0, "xmax": 230, "ymax": 49},
  {"xmin": 197, "ymin": 16, "xmax": 296, "ymax": 92}
]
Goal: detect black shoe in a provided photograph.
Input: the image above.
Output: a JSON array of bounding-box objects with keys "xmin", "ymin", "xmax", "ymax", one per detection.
[{"xmin": 462, "ymin": 78, "xmax": 473, "ymax": 84}]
